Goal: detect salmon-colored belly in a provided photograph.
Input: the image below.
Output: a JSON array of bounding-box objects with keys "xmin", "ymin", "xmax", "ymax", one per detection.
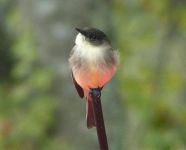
[{"xmin": 75, "ymin": 67, "xmax": 115, "ymax": 89}]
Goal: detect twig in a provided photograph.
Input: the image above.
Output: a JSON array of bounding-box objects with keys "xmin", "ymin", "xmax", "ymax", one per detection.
[{"xmin": 89, "ymin": 88, "xmax": 109, "ymax": 150}]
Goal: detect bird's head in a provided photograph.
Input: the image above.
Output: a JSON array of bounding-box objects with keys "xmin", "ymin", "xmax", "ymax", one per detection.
[{"xmin": 75, "ymin": 27, "xmax": 110, "ymax": 47}]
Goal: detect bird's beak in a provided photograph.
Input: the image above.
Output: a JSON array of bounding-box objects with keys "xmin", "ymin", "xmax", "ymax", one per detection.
[{"xmin": 75, "ymin": 28, "xmax": 87, "ymax": 36}]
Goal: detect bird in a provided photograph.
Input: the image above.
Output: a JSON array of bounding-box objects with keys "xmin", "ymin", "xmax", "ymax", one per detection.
[{"xmin": 69, "ymin": 27, "xmax": 119, "ymax": 128}]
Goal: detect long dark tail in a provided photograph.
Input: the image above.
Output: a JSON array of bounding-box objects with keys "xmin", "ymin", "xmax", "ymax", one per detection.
[{"xmin": 86, "ymin": 96, "xmax": 96, "ymax": 128}]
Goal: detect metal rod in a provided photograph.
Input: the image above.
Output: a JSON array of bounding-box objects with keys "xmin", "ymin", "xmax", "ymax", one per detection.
[{"xmin": 89, "ymin": 88, "xmax": 109, "ymax": 150}]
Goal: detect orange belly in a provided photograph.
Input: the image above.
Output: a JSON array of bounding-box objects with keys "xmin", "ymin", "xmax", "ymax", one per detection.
[{"xmin": 75, "ymin": 66, "xmax": 116, "ymax": 90}]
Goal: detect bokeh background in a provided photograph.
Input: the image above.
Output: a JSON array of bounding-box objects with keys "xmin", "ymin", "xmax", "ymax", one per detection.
[{"xmin": 0, "ymin": 0, "xmax": 186, "ymax": 150}]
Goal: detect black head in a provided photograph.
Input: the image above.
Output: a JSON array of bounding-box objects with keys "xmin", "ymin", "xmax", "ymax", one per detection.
[{"xmin": 75, "ymin": 27, "xmax": 110, "ymax": 45}]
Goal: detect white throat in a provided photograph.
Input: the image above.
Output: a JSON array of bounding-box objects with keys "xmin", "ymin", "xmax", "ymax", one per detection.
[
  {"xmin": 75, "ymin": 33, "xmax": 109, "ymax": 60},
  {"xmin": 75, "ymin": 33, "xmax": 92, "ymax": 48}
]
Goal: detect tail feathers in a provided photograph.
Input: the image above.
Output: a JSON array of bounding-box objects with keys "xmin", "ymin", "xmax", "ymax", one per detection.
[{"xmin": 86, "ymin": 97, "xmax": 96, "ymax": 128}]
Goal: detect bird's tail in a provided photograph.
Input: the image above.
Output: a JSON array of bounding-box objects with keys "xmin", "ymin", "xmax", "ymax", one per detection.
[{"xmin": 86, "ymin": 96, "xmax": 96, "ymax": 128}]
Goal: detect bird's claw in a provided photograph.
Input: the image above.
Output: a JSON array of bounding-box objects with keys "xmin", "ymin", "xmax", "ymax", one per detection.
[{"xmin": 89, "ymin": 88, "xmax": 101, "ymax": 98}]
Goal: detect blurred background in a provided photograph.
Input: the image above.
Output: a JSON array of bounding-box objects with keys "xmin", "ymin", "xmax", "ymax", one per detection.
[{"xmin": 0, "ymin": 0, "xmax": 186, "ymax": 150}]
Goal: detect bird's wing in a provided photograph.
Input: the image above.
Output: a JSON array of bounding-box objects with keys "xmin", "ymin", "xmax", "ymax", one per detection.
[{"xmin": 72, "ymin": 73, "xmax": 84, "ymax": 98}]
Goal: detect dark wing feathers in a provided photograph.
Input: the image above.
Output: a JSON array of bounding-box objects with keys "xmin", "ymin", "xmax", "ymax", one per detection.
[{"xmin": 72, "ymin": 73, "xmax": 84, "ymax": 98}]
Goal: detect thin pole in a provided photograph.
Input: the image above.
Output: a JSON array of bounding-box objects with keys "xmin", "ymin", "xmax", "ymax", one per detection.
[{"xmin": 89, "ymin": 88, "xmax": 109, "ymax": 150}]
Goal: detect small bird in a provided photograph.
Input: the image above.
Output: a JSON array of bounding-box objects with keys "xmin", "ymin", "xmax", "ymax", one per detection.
[{"xmin": 69, "ymin": 27, "xmax": 119, "ymax": 128}]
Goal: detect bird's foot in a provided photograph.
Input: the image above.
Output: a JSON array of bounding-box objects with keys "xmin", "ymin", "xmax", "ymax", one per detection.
[{"xmin": 89, "ymin": 87, "xmax": 101, "ymax": 98}]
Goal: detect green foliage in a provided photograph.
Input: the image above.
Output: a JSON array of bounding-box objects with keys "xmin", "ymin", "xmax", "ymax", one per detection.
[
  {"xmin": 0, "ymin": 4, "xmax": 64, "ymax": 150},
  {"xmin": 113, "ymin": 0, "xmax": 186, "ymax": 149}
]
